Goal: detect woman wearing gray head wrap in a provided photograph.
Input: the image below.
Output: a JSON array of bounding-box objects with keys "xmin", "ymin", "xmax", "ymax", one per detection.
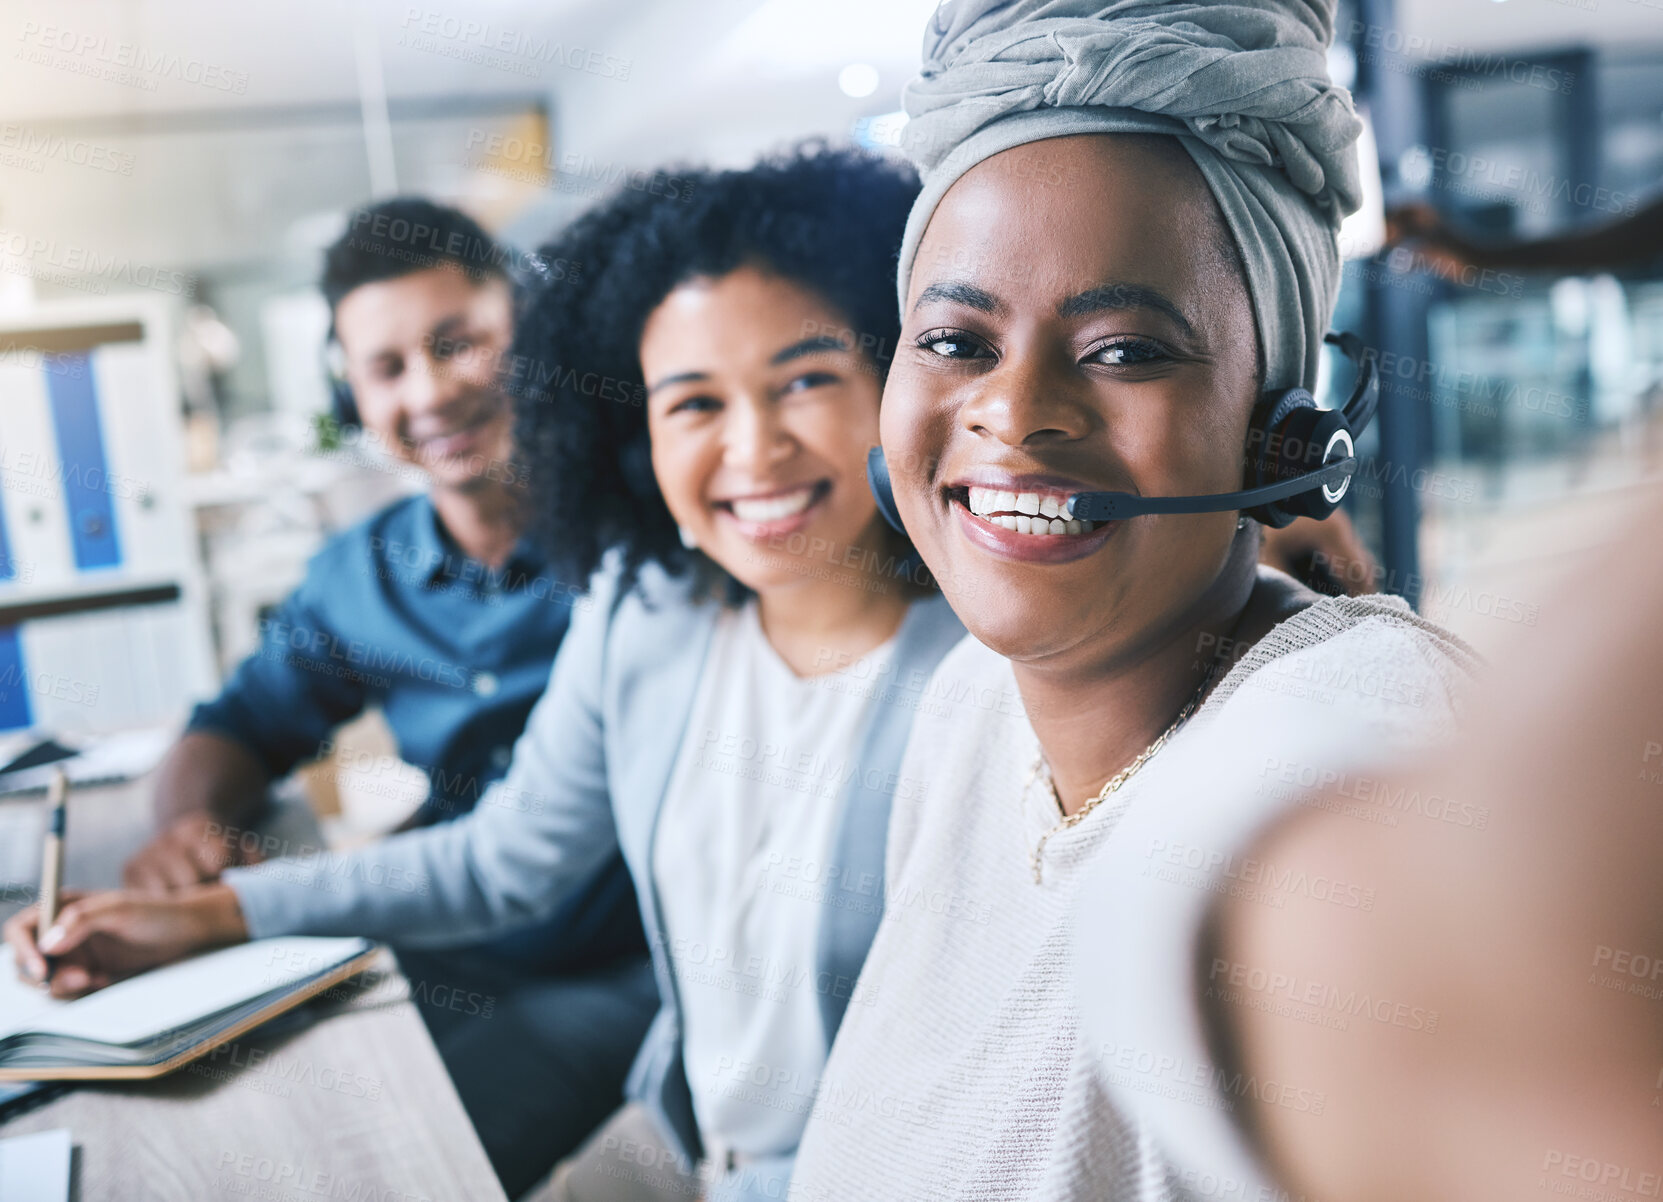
[
  {"xmin": 790, "ymin": 2, "xmax": 1477, "ymax": 1199},
  {"xmin": 899, "ymin": 0, "xmax": 1363, "ymax": 394}
]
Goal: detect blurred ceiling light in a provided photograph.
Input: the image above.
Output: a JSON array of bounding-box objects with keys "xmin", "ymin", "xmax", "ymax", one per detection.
[{"xmin": 840, "ymin": 63, "xmax": 881, "ymax": 98}]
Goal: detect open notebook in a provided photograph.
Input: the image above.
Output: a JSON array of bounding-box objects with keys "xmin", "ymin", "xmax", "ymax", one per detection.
[{"xmin": 0, "ymin": 936, "xmax": 378, "ymax": 1080}]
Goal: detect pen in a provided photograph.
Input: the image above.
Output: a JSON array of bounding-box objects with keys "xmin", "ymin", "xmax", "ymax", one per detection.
[{"xmin": 38, "ymin": 768, "xmax": 68, "ymax": 969}]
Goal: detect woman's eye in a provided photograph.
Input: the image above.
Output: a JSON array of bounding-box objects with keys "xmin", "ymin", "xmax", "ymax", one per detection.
[
  {"xmin": 1089, "ymin": 339, "xmax": 1168, "ymax": 367},
  {"xmin": 782, "ymin": 370, "xmax": 838, "ymax": 394},
  {"xmin": 916, "ymin": 331, "xmax": 992, "ymax": 360},
  {"xmin": 668, "ymin": 395, "xmax": 721, "ymax": 416}
]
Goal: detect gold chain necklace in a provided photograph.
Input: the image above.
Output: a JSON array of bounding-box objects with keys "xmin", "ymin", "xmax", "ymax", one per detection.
[{"xmin": 1026, "ymin": 653, "xmax": 1225, "ymax": 885}]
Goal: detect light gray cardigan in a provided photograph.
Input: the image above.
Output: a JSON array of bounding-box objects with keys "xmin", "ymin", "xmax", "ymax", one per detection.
[{"xmin": 225, "ymin": 556, "xmax": 966, "ymax": 1184}]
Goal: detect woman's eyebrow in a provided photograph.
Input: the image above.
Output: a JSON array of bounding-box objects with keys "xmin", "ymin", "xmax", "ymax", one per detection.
[
  {"xmin": 1057, "ymin": 282, "xmax": 1195, "ymax": 336},
  {"xmin": 428, "ymin": 313, "xmax": 469, "ymax": 340},
  {"xmin": 770, "ymin": 334, "xmax": 849, "ymax": 365},
  {"xmin": 647, "ymin": 369, "xmax": 710, "ymax": 396},
  {"xmin": 912, "ymin": 280, "xmax": 1005, "ymax": 316}
]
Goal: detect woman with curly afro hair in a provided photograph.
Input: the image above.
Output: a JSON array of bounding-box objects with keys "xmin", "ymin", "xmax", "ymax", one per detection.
[
  {"xmin": 491, "ymin": 143, "xmax": 967, "ymax": 1199},
  {"xmin": 512, "ymin": 143, "xmax": 928, "ymax": 600}
]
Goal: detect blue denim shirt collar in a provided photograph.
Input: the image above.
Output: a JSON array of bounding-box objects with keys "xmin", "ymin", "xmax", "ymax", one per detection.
[{"xmin": 410, "ymin": 494, "xmax": 547, "ymax": 592}]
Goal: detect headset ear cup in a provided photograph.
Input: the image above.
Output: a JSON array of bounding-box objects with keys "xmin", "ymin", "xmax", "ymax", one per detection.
[
  {"xmin": 1244, "ymin": 388, "xmax": 1356, "ymax": 527},
  {"xmin": 1243, "ymin": 388, "xmax": 1316, "ymax": 528},
  {"xmin": 866, "ymin": 446, "xmax": 907, "ymax": 534},
  {"xmin": 330, "ymin": 377, "xmax": 361, "ymax": 429},
  {"xmin": 1277, "ymin": 408, "xmax": 1350, "ymax": 523},
  {"xmin": 323, "ymin": 330, "xmax": 360, "ymax": 430}
]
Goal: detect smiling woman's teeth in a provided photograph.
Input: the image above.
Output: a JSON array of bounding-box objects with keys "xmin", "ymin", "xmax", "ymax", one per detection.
[
  {"xmin": 965, "ymin": 486, "xmax": 1095, "ymax": 535},
  {"xmin": 729, "ymin": 484, "xmax": 818, "ymax": 523}
]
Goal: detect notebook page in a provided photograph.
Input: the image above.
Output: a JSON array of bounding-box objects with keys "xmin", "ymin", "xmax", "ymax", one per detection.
[
  {"xmin": 0, "ymin": 948, "xmax": 67, "ymax": 1039},
  {"xmin": 0, "ymin": 937, "xmax": 371, "ymax": 1046}
]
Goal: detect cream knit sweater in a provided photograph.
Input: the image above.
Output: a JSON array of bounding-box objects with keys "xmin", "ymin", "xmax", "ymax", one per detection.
[{"xmin": 790, "ymin": 596, "xmax": 1479, "ymax": 1201}]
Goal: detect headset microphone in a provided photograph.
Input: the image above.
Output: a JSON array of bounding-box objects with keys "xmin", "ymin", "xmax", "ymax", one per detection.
[{"xmin": 868, "ymin": 331, "xmax": 1378, "ymax": 533}]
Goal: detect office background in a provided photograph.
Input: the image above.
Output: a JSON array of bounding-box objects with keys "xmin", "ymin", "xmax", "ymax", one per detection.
[{"xmin": 0, "ymin": 0, "xmax": 1659, "ymax": 830}]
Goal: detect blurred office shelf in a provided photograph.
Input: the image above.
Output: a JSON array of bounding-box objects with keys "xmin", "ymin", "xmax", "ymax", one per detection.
[{"xmin": 0, "ymin": 297, "xmax": 217, "ymax": 735}]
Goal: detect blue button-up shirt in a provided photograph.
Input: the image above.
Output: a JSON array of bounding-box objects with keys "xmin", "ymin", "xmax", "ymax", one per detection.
[{"xmin": 190, "ymin": 494, "xmax": 641, "ymax": 969}]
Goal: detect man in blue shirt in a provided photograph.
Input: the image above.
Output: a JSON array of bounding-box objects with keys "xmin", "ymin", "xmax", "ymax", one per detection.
[{"xmin": 122, "ymin": 198, "xmax": 655, "ymax": 1197}]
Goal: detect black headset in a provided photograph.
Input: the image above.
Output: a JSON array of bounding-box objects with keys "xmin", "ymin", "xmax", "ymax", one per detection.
[
  {"xmin": 868, "ymin": 330, "xmax": 1379, "ymax": 533},
  {"xmin": 323, "ymin": 319, "xmax": 360, "ymax": 429}
]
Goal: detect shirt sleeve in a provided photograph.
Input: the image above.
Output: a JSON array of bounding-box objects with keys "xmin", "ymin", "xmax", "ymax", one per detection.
[
  {"xmin": 223, "ymin": 566, "xmax": 625, "ymax": 946},
  {"xmin": 185, "ymin": 558, "xmax": 370, "ymax": 779}
]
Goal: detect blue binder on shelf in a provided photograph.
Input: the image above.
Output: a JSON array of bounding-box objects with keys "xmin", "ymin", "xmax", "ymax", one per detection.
[{"xmin": 42, "ymin": 350, "xmax": 123, "ymax": 572}]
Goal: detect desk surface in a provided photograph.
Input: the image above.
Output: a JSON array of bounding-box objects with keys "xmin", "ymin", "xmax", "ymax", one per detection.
[{"xmin": 0, "ymin": 776, "xmax": 508, "ymax": 1202}]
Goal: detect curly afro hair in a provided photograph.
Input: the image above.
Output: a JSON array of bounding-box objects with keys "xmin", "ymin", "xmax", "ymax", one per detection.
[{"xmin": 509, "ymin": 143, "xmax": 921, "ymax": 599}]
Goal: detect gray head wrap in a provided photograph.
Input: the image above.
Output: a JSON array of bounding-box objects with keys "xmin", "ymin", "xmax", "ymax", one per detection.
[{"xmin": 897, "ymin": 0, "xmax": 1363, "ymax": 392}]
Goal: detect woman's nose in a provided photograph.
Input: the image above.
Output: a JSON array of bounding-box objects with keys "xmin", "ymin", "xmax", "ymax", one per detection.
[
  {"xmin": 722, "ymin": 394, "xmax": 793, "ymax": 469},
  {"xmin": 958, "ymin": 351, "xmax": 1093, "ymax": 447}
]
